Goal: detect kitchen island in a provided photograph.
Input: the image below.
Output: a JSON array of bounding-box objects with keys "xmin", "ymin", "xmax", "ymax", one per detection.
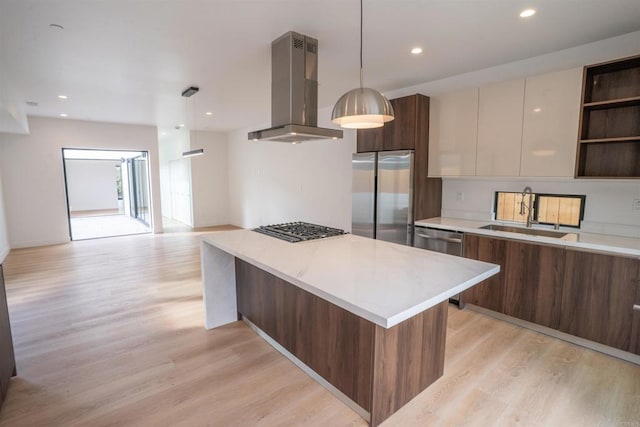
[{"xmin": 201, "ymin": 229, "xmax": 499, "ymax": 426}]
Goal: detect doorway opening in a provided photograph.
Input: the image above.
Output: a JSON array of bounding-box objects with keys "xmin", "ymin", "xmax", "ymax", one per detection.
[{"xmin": 62, "ymin": 148, "xmax": 152, "ymax": 240}]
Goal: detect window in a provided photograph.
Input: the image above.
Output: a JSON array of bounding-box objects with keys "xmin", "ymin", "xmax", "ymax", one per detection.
[{"xmin": 494, "ymin": 191, "xmax": 585, "ymax": 228}]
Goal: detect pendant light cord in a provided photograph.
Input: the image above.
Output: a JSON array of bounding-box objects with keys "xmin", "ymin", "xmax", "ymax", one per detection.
[{"xmin": 359, "ymin": 0, "xmax": 363, "ymax": 89}]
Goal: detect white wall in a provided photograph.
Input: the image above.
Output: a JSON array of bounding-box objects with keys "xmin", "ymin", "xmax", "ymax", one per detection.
[
  {"xmin": 65, "ymin": 159, "xmax": 121, "ymax": 212},
  {"xmin": 0, "ymin": 77, "xmax": 29, "ymax": 135},
  {"xmin": 0, "ymin": 165, "xmax": 9, "ymax": 262},
  {"xmin": 169, "ymin": 158, "xmax": 193, "ymax": 226},
  {"xmin": 0, "ymin": 117, "xmax": 163, "ymax": 248},
  {"xmin": 227, "ymin": 106, "xmax": 355, "ymax": 231},
  {"xmin": 158, "ymin": 129, "xmax": 192, "ymax": 225},
  {"xmin": 441, "ymin": 178, "xmax": 640, "ymax": 238},
  {"xmin": 190, "ymin": 130, "xmax": 229, "ymax": 227},
  {"xmin": 158, "ymin": 129, "xmax": 231, "ymax": 228}
]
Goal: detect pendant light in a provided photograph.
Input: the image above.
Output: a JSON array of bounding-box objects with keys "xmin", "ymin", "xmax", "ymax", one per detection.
[{"xmin": 331, "ymin": 0, "xmax": 394, "ymax": 129}]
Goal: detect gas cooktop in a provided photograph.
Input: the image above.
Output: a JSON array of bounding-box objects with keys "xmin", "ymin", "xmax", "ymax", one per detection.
[{"xmin": 253, "ymin": 221, "xmax": 346, "ymax": 243}]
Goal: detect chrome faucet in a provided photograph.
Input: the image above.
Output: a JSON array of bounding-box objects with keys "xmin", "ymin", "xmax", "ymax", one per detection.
[{"xmin": 520, "ymin": 186, "xmax": 538, "ymax": 228}]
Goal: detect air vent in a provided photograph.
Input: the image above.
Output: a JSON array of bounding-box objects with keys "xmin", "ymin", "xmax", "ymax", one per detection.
[{"xmin": 293, "ymin": 37, "xmax": 304, "ymax": 49}]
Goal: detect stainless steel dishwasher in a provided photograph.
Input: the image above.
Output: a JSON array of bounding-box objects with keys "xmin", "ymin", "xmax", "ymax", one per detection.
[{"xmin": 414, "ymin": 226, "xmax": 465, "ymax": 307}]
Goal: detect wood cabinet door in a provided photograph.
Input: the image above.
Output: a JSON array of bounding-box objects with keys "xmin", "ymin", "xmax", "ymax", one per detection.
[
  {"xmin": 357, "ymin": 94, "xmax": 429, "ymax": 153},
  {"xmin": 559, "ymin": 250, "xmax": 640, "ymax": 353},
  {"xmin": 0, "ymin": 265, "xmax": 16, "ymax": 405},
  {"xmin": 357, "ymin": 127, "xmax": 384, "ymax": 152},
  {"xmin": 630, "ymin": 278, "xmax": 640, "ymax": 355},
  {"xmin": 502, "ymin": 241, "xmax": 565, "ymax": 329},
  {"xmin": 382, "ymin": 96, "xmax": 417, "ymax": 151},
  {"xmin": 461, "ymin": 234, "xmax": 506, "ymax": 313}
]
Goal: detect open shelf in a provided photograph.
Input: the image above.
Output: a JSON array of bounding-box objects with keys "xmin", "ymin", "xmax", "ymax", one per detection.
[
  {"xmin": 583, "ymin": 55, "xmax": 640, "ymax": 103},
  {"xmin": 576, "ymin": 141, "xmax": 640, "ymax": 178},
  {"xmin": 583, "ymin": 96, "xmax": 640, "ymax": 110},
  {"xmin": 576, "ymin": 54, "xmax": 640, "ymax": 179},
  {"xmin": 579, "ymin": 136, "xmax": 640, "ymax": 144}
]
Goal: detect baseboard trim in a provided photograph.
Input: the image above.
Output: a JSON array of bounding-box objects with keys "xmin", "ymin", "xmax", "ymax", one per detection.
[
  {"xmin": 466, "ymin": 304, "xmax": 640, "ymax": 365},
  {"xmin": 10, "ymin": 238, "xmax": 70, "ymax": 249},
  {"xmin": 242, "ymin": 316, "xmax": 370, "ymax": 422},
  {"xmin": 0, "ymin": 246, "xmax": 9, "ymax": 264}
]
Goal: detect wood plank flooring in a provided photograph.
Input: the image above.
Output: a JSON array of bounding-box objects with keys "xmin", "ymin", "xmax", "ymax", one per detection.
[{"xmin": 0, "ymin": 228, "xmax": 638, "ymax": 426}]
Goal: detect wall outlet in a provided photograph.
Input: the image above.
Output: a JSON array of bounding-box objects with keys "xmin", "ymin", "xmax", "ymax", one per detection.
[{"xmin": 633, "ymin": 199, "xmax": 640, "ymax": 214}]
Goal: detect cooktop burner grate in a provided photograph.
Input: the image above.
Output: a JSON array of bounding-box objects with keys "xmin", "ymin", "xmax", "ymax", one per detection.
[{"xmin": 253, "ymin": 221, "xmax": 346, "ymax": 243}]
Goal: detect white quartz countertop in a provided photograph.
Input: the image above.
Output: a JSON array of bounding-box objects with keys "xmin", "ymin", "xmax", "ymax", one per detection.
[
  {"xmin": 201, "ymin": 230, "xmax": 499, "ymax": 328},
  {"xmin": 415, "ymin": 217, "xmax": 640, "ymax": 257}
]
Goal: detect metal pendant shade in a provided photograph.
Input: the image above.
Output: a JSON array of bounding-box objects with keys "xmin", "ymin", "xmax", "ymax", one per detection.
[
  {"xmin": 332, "ymin": 87, "xmax": 394, "ymax": 129},
  {"xmin": 332, "ymin": 0, "xmax": 394, "ymax": 129}
]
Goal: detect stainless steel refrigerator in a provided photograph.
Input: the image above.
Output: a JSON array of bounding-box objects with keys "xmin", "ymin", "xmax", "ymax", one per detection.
[{"xmin": 352, "ymin": 150, "xmax": 414, "ymax": 245}]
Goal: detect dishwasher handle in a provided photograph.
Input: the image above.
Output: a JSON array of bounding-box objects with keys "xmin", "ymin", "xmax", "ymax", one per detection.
[{"xmin": 415, "ymin": 233, "xmax": 463, "ymax": 244}]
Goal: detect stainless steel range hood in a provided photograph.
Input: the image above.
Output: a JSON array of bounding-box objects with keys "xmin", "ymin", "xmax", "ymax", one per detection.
[{"xmin": 248, "ymin": 31, "xmax": 343, "ymax": 143}]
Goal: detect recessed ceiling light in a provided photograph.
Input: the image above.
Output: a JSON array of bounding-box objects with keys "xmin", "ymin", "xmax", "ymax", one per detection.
[
  {"xmin": 411, "ymin": 47, "xmax": 423, "ymax": 55},
  {"xmin": 179, "ymin": 123, "xmax": 185, "ymax": 128},
  {"xmin": 58, "ymin": 95, "xmax": 68, "ymax": 99},
  {"xmin": 533, "ymin": 108, "xmax": 542, "ymax": 113},
  {"xmin": 161, "ymin": 132, "xmax": 167, "ymax": 136},
  {"xmin": 331, "ymin": 137, "xmax": 338, "ymax": 140},
  {"xmin": 59, "ymin": 113, "xmax": 68, "ymax": 117},
  {"xmin": 519, "ymin": 8, "xmax": 536, "ymax": 18},
  {"xmin": 205, "ymin": 111, "xmax": 213, "ymax": 116}
]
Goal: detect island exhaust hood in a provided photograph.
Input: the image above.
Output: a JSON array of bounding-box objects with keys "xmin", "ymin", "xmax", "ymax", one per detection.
[{"xmin": 248, "ymin": 31, "xmax": 343, "ymax": 143}]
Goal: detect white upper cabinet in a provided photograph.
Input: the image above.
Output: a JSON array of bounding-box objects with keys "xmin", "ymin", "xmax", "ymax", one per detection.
[
  {"xmin": 428, "ymin": 88, "xmax": 479, "ymax": 177},
  {"xmin": 427, "ymin": 69, "xmax": 582, "ymax": 178},
  {"xmin": 476, "ymin": 79, "xmax": 525, "ymax": 176},
  {"xmin": 520, "ymin": 68, "xmax": 583, "ymax": 177}
]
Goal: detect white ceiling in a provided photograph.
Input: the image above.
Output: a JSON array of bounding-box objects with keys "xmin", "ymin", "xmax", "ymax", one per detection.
[{"xmin": 2, "ymin": 0, "xmax": 640, "ymax": 134}]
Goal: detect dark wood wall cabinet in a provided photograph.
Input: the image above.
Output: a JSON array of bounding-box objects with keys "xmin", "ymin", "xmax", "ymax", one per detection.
[
  {"xmin": 461, "ymin": 234, "xmax": 640, "ymax": 355},
  {"xmin": 356, "ymin": 94, "xmax": 441, "ymax": 221},
  {"xmin": 0, "ymin": 265, "xmax": 17, "ymax": 411},
  {"xmin": 356, "ymin": 94, "xmax": 428, "ymax": 153},
  {"xmin": 576, "ymin": 55, "xmax": 640, "ymax": 178},
  {"xmin": 235, "ymin": 258, "xmax": 447, "ymax": 427}
]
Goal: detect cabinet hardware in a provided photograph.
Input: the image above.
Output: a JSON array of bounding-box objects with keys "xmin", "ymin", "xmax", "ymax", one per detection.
[
  {"xmin": 634, "ymin": 304, "xmax": 640, "ymax": 312},
  {"xmin": 416, "ymin": 233, "xmax": 463, "ymax": 244}
]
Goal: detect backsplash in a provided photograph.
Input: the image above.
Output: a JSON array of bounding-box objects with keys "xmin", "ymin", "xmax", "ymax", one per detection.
[{"xmin": 441, "ymin": 177, "xmax": 640, "ymax": 238}]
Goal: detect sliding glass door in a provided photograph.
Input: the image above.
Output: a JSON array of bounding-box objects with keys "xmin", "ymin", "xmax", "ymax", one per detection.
[{"xmin": 125, "ymin": 153, "xmax": 151, "ymax": 227}]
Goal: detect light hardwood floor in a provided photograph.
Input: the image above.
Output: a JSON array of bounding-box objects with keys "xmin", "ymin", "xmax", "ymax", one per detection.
[{"xmin": 0, "ymin": 229, "xmax": 638, "ymax": 426}]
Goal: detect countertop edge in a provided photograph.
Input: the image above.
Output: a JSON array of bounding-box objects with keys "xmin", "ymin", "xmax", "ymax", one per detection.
[
  {"xmin": 385, "ymin": 264, "xmax": 501, "ymax": 327},
  {"xmin": 415, "ymin": 218, "xmax": 640, "ymax": 257},
  {"xmin": 202, "ymin": 234, "xmax": 500, "ymax": 328}
]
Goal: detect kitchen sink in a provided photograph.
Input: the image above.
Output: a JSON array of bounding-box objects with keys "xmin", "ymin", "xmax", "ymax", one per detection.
[{"xmin": 479, "ymin": 224, "xmax": 567, "ymax": 238}]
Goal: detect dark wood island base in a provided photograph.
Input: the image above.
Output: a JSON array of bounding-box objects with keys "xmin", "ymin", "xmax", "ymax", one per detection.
[{"xmin": 236, "ymin": 259, "xmax": 448, "ymax": 426}]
